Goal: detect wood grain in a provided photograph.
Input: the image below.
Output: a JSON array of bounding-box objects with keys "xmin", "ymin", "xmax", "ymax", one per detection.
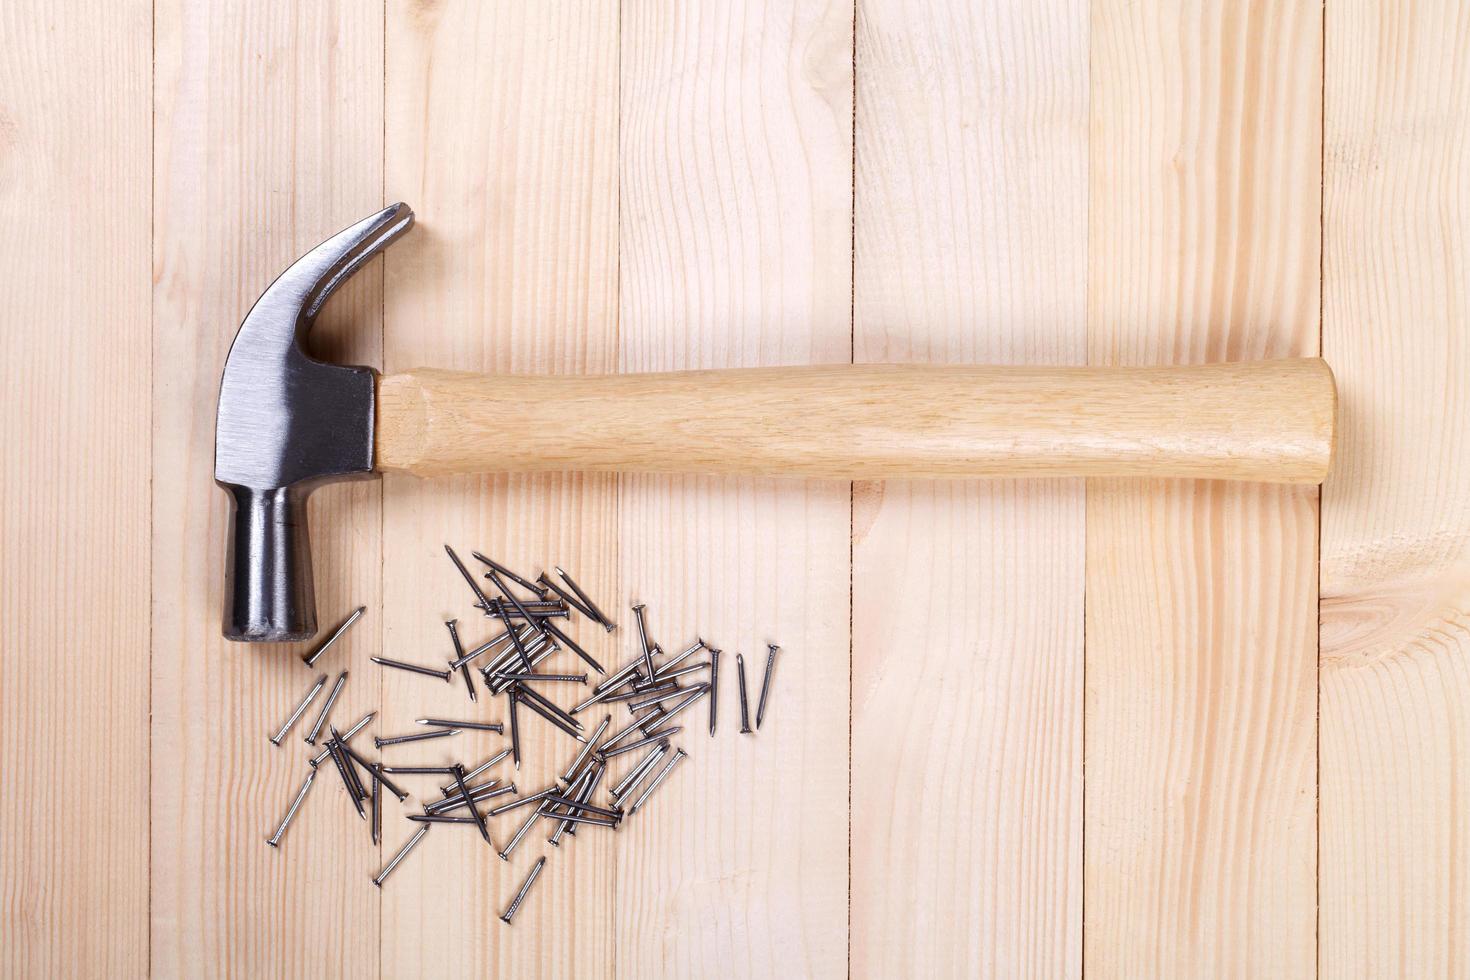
[
  {"xmin": 377, "ymin": 359, "xmax": 1336, "ymax": 482},
  {"xmin": 616, "ymin": 2, "xmax": 852, "ymax": 976},
  {"xmin": 381, "ymin": 1, "xmax": 619, "ymax": 976},
  {"xmin": 150, "ymin": 2, "xmax": 385, "ymax": 975},
  {"xmin": 851, "ymin": 0, "xmax": 1088, "ymax": 975},
  {"xmin": 1321, "ymin": 1, "xmax": 1470, "ymax": 974},
  {"xmin": 1084, "ymin": 1, "xmax": 1321, "ymax": 975},
  {"xmin": 0, "ymin": 1, "xmax": 151, "ymax": 975}
]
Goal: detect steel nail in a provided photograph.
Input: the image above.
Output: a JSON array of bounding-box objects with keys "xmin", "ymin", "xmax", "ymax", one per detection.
[
  {"xmin": 304, "ymin": 671, "xmax": 348, "ymax": 745},
  {"xmin": 446, "ymin": 619, "xmax": 477, "ymax": 702},
  {"xmin": 438, "ymin": 748, "xmax": 512, "ymax": 795},
  {"xmin": 535, "ymin": 573, "xmax": 600, "ymax": 623},
  {"xmin": 425, "ymin": 783, "xmax": 513, "ymax": 815},
  {"xmin": 708, "ymin": 649, "xmax": 720, "ymax": 736},
  {"xmin": 756, "ymin": 644, "xmax": 779, "ymax": 729},
  {"xmin": 338, "ymin": 740, "xmax": 409, "ymax": 801},
  {"xmin": 416, "ymin": 717, "xmax": 503, "ymax": 733},
  {"xmin": 609, "ymin": 742, "xmax": 668, "ymax": 801},
  {"xmin": 271, "ymin": 674, "xmax": 327, "ymax": 745},
  {"xmin": 491, "ymin": 671, "xmax": 588, "ymax": 685},
  {"xmin": 452, "ymin": 764, "xmax": 493, "ymax": 846},
  {"xmin": 562, "ymin": 715, "xmax": 611, "ymax": 784},
  {"xmin": 629, "ymin": 747, "xmax": 687, "ymax": 815},
  {"xmin": 538, "ymin": 618, "xmax": 605, "ymax": 674},
  {"xmin": 383, "ymin": 765, "xmax": 458, "ymax": 775},
  {"xmin": 373, "ymin": 825, "xmax": 431, "ymax": 887},
  {"xmin": 500, "ymin": 856, "xmax": 547, "ymax": 924},
  {"xmin": 497, "ymin": 805, "xmax": 545, "ymax": 861},
  {"xmin": 302, "ymin": 605, "xmax": 366, "ymax": 667},
  {"xmin": 736, "ymin": 654, "xmax": 752, "ymax": 734},
  {"xmin": 371, "ymin": 656, "xmax": 452, "ymax": 681},
  {"xmin": 309, "ymin": 710, "xmax": 375, "ymax": 767},
  {"xmin": 488, "ymin": 785, "xmax": 559, "ymax": 817},
  {"xmin": 327, "ymin": 738, "xmax": 366, "ymax": 820},
  {"xmin": 603, "ymin": 727, "xmax": 682, "ymax": 758},
  {"xmin": 444, "ymin": 544, "xmax": 496, "ymax": 612},
  {"xmin": 554, "ymin": 566, "xmax": 616, "ymax": 631},
  {"xmin": 628, "ymin": 684, "xmax": 707, "ymax": 713},
  {"xmin": 470, "ymin": 552, "xmax": 549, "ymax": 598},
  {"xmin": 654, "ymin": 639, "xmax": 707, "ymax": 678},
  {"xmin": 371, "ymin": 763, "xmax": 382, "ymax": 845},
  {"xmin": 517, "ymin": 693, "xmax": 587, "ymax": 742},
  {"xmin": 374, "ymin": 728, "xmax": 461, "ymax": 749},
  {"xmin": 516, "ymin": 683, "xmax": 584, "ymax": 730},
  {"xmin": 631, "ymin": 604, "xmax": 655, "ymax": 676},
  {"xmin": 508, "ymin": 688, "xmax": 523, "ymax": 769},
  {"xmin": 407, "ymin": 813, "xmax": 478, "ymax": 824},
  {"xmin": 549, "ymin": 763, "xmax": 603, "ymax": 845},
  {"xmin": 265, "ymin": 769, "xmax": 316, "ymax": 847}
]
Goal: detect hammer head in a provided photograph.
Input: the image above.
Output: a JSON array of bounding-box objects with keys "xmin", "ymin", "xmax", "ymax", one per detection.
[{"xmin": 215, "ymin": 204, "xmax": 414, "ymax": 641}]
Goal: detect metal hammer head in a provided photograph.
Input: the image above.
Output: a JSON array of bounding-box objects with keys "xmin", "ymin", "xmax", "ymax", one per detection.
[{"xmin": 215, "ymin": 204, "xmax": 414, "ymax": 641}]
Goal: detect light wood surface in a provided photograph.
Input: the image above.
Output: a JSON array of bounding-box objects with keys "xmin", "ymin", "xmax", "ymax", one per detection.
[
  {"xmin": 852, "ymin": 0, "xmax": 1088, "ymax": 975},
  {"xmin": 616, "ymin": 5, "xmax": 852, "ymax": 973},
  {"xmin": 4, "ymin": 2, "xmax": 1467, "ymax": 978},
  {"xmin": 380, "ymin": 2, "xmax": 618, "ymax": 976},
  {"xmin": 377, "ymin": 360, "xmax": 1335, "ymax": 483},
  {"xmin": 0, "ymin": 2, "xmax": 151, "ymax": 977},
  {"xmin": 1322, "ymin": 1, "xmax": 1470, "ymax": 975},
  {"xmin": 1085, "ymin": 2, "xmax": 1322, "ymax": 976},
  {"xmin": 151, "ymin": 3, "xmax": 385, "ymax": 976}
]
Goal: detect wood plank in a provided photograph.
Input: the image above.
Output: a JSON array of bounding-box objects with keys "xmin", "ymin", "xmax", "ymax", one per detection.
[
  {"xmin": 0, "ymin": 1, "xmax": 151, "ymax": 975},
  {"xmin": 615, "ymin": 3, "xmax": 852, "ymax": 976},
  {"xmin": 380, "ymin": 1, "xmax": 619, "ymax": 974},
  {"xmin": 1084, "ymin": 2, "xmax": 1321, "ymax": 975},
  {"xmin": 851, "ymin": 0, "xmax": 1088, "ymax": 975},
  {"xmin": 1321, "ymin": 1, "xmax": 1470, "ymax": 974},
  {"xmin": 151, "ymin": 3, "xmax": 384, "ymax": 974}
]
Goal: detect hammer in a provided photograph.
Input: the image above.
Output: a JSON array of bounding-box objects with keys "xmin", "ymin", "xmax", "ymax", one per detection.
[{"xmin": 216, "ymin": 204, "xmax": 1335, "ymax": 642}]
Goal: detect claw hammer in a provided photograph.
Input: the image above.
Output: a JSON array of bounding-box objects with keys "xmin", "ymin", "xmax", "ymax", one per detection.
[{"xmin": 215, "ymin": 204, "xmax": 1335, "ymax": 641}]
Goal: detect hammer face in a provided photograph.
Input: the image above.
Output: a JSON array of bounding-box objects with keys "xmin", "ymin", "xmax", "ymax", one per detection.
[{"xmin": 215, "ymin": 203, "xmax": 413, "ymax": 641}]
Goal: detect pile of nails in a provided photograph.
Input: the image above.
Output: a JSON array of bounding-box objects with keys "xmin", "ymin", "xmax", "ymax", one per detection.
[{"xmin": 264, "ymin": 545, "xmax": 782, "ymax": 926}]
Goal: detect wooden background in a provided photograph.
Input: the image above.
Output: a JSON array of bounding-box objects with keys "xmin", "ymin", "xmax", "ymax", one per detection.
[{"xmin": 2, "ymin": 0, "xmax": 1467, "ymax": 977}]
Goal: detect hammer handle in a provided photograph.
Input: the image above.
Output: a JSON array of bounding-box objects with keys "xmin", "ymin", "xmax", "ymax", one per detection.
[{"xmin": 375, "ymin": 358, "xmax": 1335, "ymax": 484}]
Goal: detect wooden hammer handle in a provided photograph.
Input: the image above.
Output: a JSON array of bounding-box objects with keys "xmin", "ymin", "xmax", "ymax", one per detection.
[{"xmin": 375, "ymin": 358, "xmax": 1335, "ymax": 484}]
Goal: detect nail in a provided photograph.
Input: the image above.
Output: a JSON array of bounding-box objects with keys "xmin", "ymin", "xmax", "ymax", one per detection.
[
  {"xmin": 271, "ymin": 674, "xmax": 327, "ymax": 745},
  {"xmin": 438, "ymin": 748, "xmax": 511, "ymax": 796},
  {"xmin": 493, "ymin": 599, "xmax": 537, "ymax": 672},
  {"xmin": 642, "ymin": 685, "xmax": 709, "ymax": 733},
  {"xmin": 756, "ymin": 644, "xmax": 779, "ymax": 729},
  {"xmin": 308, "ymin": 710, "xmax": 375, "ymax": 767},
  {"xmin": 327, "ymin": 738, "xmax": 366, "ymax": 820},
  {"xmin": 488, "ymin": 785, "xmax": 559, "ymax": 817},
  {"xmin": 485, "ymin": 569, "xmax": 546, "ymax": 646},
  {"xmin": 416, "ymin": 718, "xmax": 503, "ymax": 733},
  {"xmin": 554, "ymin": 566, "xmax": 616, "ymax": 631},
  {"xmin": 536, "ymin": 573, "xmax": 600, "ymax": 623},
  {"xmin": 265, "ymin": 769, "xmax": 316, "ymax": 847},
  {"xmin": 604, "ymin": 681, "xmax": 678, "ymax": 703},
  {"xmin": 371, "ymin": 764, "xmax": 382, "ymax": 845},
  {"xmin": 631, "ymin": 604, "xmax": 655, "ymax": 676},
  {"xmin": 302, "ymin": 606, "xmax": 366, "ymax": 667},
  {"xmin": 609, "ymin": 742, "xmax": 668, "ymax": 801},
  {"xmin": 628, "ymin": 684, "xmax": 707, "ymax": 713},
  {"xmin": 337, "ymin": 739, "xmax": 409, "ymax": 801},
  {"xmin": 374, "ymin": 728, "xmax": 461, "ymax": 749},
  {"xmin": 444, "ymin": 544, "xmax": 495, "ymax": 612},
  {"xmin": 708, "ymin": 649, "xmax": 720, "ymax": 736},
  {"xmin": 562, "ymin": 715, "xmax": 611, "ymax": 784},
  {"xmin": 304, "ymin": 671, "xmax": 348, "ymax": 745},
  {"xmin": 450, "ymin": 625, "xmax": 526, "ymax": 670},
  {"xmin": 424, "ymin": 783, "xmax": 513, "ymax": 815},
  {"xmin": 603, "ymin": 728, "xmax": 682, "ymax": 758},
  {"xmin": 477, "ymin": 599, "xmax": 569, "ymax": 621},
  {"xmin": 629, "ymin": 747, "xmax": 687, "ymax": 815},
  {"xmin": 383, "ymin": 765, "xmax": 458, "ymax": 775},
  {"xmin": 491, "ymin": 672, "xmax": 588, "ymax": 685},
  {"xmin": 445, "ymin": 620, "xmax": 477, "ymax": 703},
  {"xmin": 470, "ymin": 552, "xmax": 548, "ymax": 598},
  {"xmin": 654, "ymin": 639, "xmax": 707, "ymax": 678},
  {"xmin": 371, "ymin": 656, "xmax": 452, "ymax": 681},
  {"xmin": 373, "ymin": 825, "xmax": 431, "ymax": 887},
  {"xmin": 407, "ymin": 813, "xmax": 478, "ymax": 824},
  {"xmin": 549, "ymin": 764, "xmax": 604, "ymax": 845},
  {"xmin": 517, "ymin": 693, "xmax": 587, "ymax": 742},
  {"xmin": 452, "ymin": 764, "xmax": 493, "ymax": 845},
  {"xmin": 508, "ymin": 689, "xmax": 522, "ymax": 769},
  {"xmin": 736, "ymin": 654, "xmax": 752, "ymax": 734},
  {"xmin": 548, "ymin": 811, "xmax": 617, "ymax": 829},
  {"xmin": 500, "ymin": 857, "xmax": 547, "ymax": 924},
  {"xmin": 538, "ymin": 618, "xmax": 605, "ymax": 674},
  {"xmin": 516, "ymin": 683, "xmax": 584, "ymax": 730}
]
